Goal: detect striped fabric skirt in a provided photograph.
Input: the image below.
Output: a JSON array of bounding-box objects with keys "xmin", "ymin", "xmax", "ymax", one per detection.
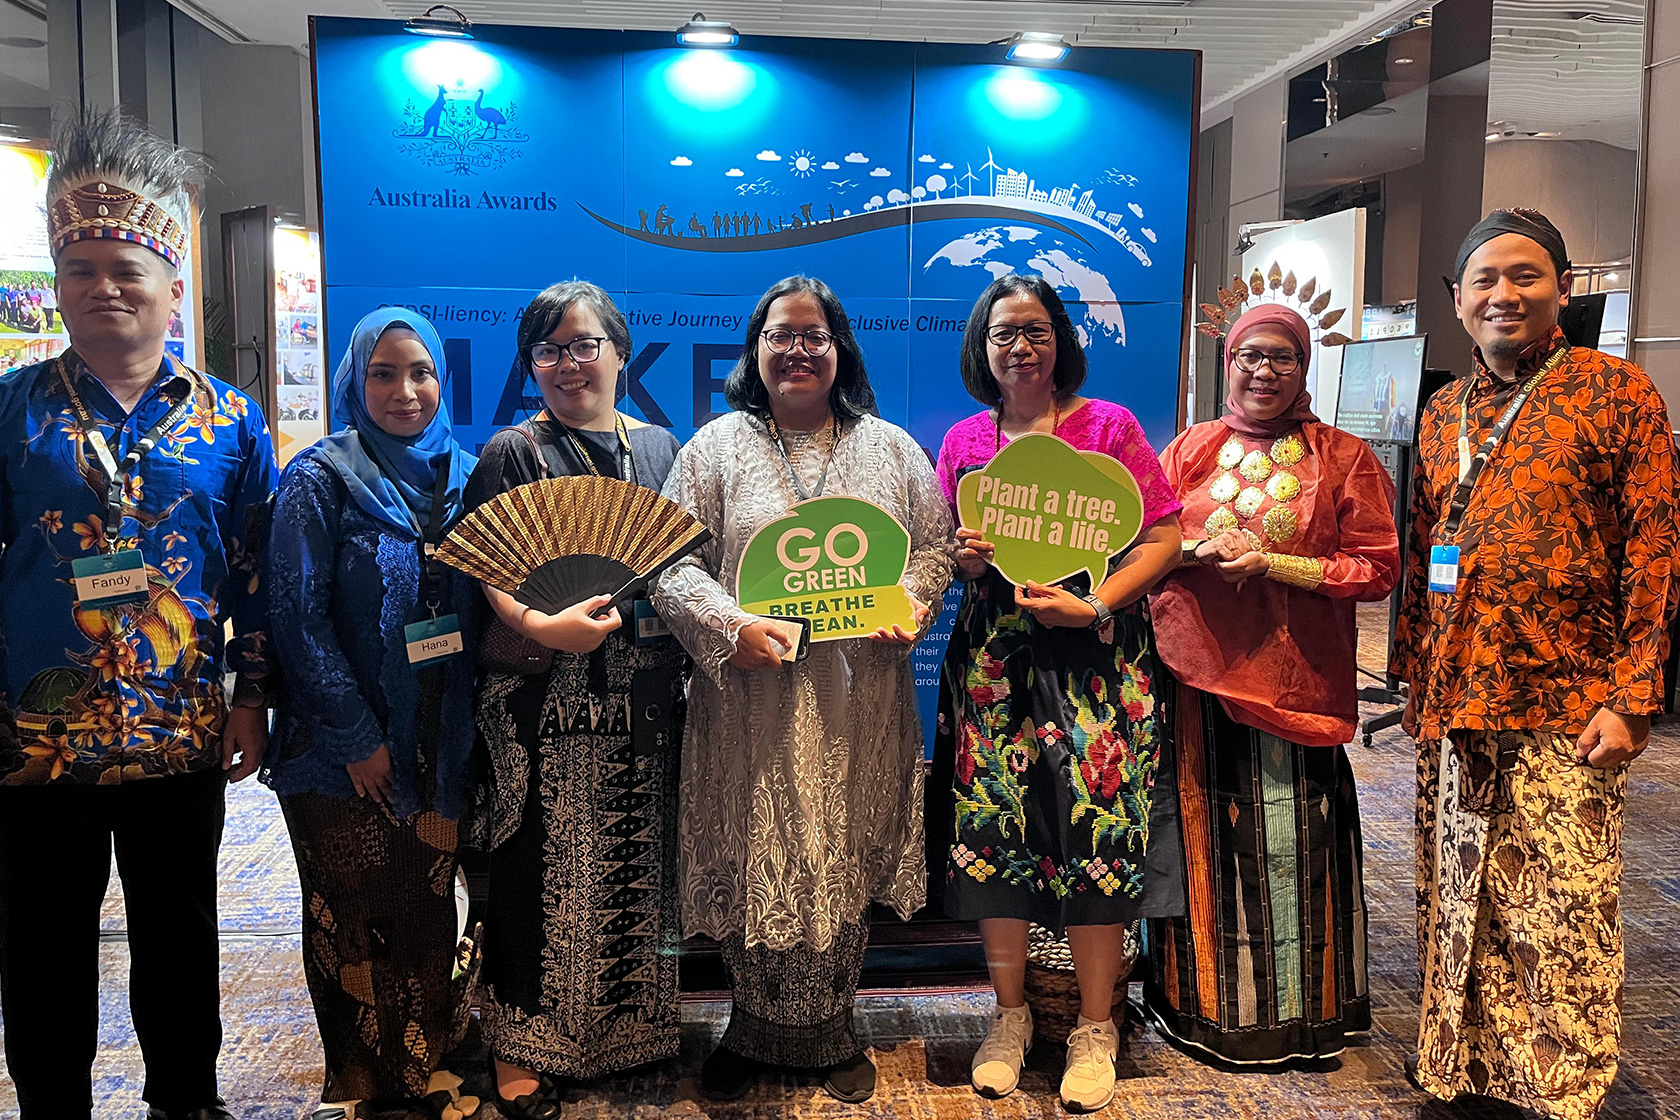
[{"xmin": 1143, "ymin": 679, "xmax": 1370, "ymax": 1065}]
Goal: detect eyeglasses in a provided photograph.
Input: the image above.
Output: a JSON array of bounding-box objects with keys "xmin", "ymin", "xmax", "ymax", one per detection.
[
  {"xmin": 760, "ymin": 328, "xmax": 834, "ymax": 356},
  {"xmin": 986, "ymin": 321, "xmax": 1055, "ymax": 347},
  {"xmin": 1231, "ymin": 347, "xmax": 1302, "ymax": 374},
  {"xmin": 529, "ymin": 337, "xmax": 605, "ymax": 369}
]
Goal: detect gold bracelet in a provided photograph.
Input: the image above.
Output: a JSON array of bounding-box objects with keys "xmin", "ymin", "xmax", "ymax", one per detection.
[
  {"xmin": 1179, "ymin": 538, "xmax": 1205, "ymax": 568},
  {"xmin": 1264, "ymin": 553, "xmax": 1325, "ymax": 590}
]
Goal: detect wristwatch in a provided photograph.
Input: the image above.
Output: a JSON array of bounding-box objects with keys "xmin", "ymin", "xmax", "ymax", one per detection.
[
  {"xmin": 1179, "ymin": 538, "xmax": 1206, "ymax": 567},
  {"xmin": 1081, "ymin": 593, "xmax": 1114, "ymax": 629}
]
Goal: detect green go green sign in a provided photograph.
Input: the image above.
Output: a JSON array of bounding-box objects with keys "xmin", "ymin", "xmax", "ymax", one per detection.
[
  {"xmin": 736, "ymin": 495, "xmax": 918, "ymax": 641},
  {"xmin": 956, "ymin": 432, "xmax": 1146, "ymax": 588}
]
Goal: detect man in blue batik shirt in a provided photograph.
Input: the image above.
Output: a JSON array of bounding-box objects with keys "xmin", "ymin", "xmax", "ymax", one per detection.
[{"xmin": 0, "ymin": 110, "xmax": 276, "ymax": 1120}]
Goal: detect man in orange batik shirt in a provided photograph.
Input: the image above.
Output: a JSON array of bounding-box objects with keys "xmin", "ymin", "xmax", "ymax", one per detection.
[{"xmin": 1391, "ymin": 207, "xmax": 1679, "ymax": 1120}]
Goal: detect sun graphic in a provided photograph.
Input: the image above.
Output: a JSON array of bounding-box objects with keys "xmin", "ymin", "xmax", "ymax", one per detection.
[{"xmin": 788, "ymin": 149, "xmax": 815, "ymax": 178}]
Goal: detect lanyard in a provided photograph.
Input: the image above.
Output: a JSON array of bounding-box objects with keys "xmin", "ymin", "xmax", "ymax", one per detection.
[
  {"xmin": 548, "ymin": 411, "xmax": 636, "ymax": 483},
  {"xmin": 1445, "ymin": 345, "xmax": 1568, "ymax": 534},
  {"xmin": 765, "ymin": 414, "xmax": 841, "ymax": 501},
  {"xmin": 419, "ymin": 460, "xmax": 451, "ymax": 616},
  {"xmin": 58, "ymin": 358, "xmax": 193, "ymax": 554}
]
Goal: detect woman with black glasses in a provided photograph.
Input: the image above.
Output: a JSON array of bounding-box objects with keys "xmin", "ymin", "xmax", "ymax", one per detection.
[
  {"xmin": 463, "ymin": 281, "xmax": 687, "ymax": 1120},
  {"xmin": 934, "ymin": 274, "xmax": 1184, "ymax": 1112},
  {"xmin": 652, "ymin": 275, "xmax": 953, "ymax": 1104},
  {"xmin": 1144, "ymin": 302, "xmax": 1398, "ymax": 1065}
]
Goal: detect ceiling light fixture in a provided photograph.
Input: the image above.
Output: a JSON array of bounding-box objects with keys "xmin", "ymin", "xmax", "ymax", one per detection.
[
  {"xmin": 1392, "ymin": 56, "xmax": 1414, "ymax": 63},
  {"xmin": 403, "ymin": 4, "xmax": 473, "ymax": 38},
  {"xmin": 677, "ymin": 13, "xmax": 740, "ymax": 47},
  {"xmin": 1004, "ymin": 31, "xmax": 1070, "ymax": 64}
]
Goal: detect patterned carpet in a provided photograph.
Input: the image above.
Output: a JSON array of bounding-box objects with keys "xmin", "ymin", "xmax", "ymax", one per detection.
[{"xmin": 3, "ymin": 604, "xmax": 1678, "ymax": 1119}]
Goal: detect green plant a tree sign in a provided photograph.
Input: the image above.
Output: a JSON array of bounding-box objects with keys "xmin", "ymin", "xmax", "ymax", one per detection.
[
  {"xmin": 956, "ymin": 432, "xmax": 1146, "ymax": 588},
  {"xmin": 735, "ymin": 495, "xmax": 917, "ymax": 641}
]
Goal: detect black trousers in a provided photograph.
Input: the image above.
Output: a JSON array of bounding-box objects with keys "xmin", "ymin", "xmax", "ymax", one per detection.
[{"xmin": 0, "ymin": 767, "xmax": 228, "ymax": 1118}]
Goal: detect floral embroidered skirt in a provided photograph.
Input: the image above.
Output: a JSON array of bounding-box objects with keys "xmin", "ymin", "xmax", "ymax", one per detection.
[{"xmin": 937, "ymin": 573, "xmax": 1184, "ymax": 931}]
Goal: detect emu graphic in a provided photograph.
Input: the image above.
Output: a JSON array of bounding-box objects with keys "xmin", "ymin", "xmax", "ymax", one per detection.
[{"xmin": 474, "ymin": 90, "xmax": 507, "ymax": 139}]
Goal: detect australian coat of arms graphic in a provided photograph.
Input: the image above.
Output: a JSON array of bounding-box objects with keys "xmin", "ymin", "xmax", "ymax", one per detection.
[{"xmin": 393, "ymin": 79, "xmax": 529, "ymax": 175}]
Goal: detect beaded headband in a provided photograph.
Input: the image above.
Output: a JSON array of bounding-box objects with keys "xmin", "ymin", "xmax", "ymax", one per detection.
[{"xmin": 48, "ymin": 178, "xmax": 189, "ymax": 269}]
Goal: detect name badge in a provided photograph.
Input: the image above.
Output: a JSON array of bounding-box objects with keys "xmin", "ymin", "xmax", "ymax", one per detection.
[
  {"xmin": 1428, "ymin": 545, "xmax": 1460, "ymax": 594},
  {"xmin": 72, "ymin": 550, "xmax": 149, "ymax": 608},
  {"xmin": 405, "ymin": 614, "xmax": 464, "ymax": 666},
  {"xmin": 633, "ymin": 598, "xmax": 672, "ymax": 646}
]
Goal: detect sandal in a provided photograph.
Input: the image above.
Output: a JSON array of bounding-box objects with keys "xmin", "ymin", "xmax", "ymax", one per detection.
[{"xmin": 494, "ymin": 1075, "xmax": 562, "ymax": 1120}]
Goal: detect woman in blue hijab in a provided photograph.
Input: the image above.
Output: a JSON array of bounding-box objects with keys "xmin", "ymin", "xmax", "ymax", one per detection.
[{"xmin": 263, "ymin": 308, "xmax": 481, "ymax": 1118}]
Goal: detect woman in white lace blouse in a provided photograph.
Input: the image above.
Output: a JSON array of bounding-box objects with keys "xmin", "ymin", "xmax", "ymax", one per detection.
[{"xmin": 652, "ymin": 275, "xmax": 953, "ymax": 1105}]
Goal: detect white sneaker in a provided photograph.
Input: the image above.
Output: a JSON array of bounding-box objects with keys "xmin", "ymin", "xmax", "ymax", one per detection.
[
  {"xmin": 971, "ymin": 1002, "xmax": 1034, "ymax": 1097},
  {"xmin": 1060, "ymin": 1015, "xmax": 1119, "ymax": 1112}
]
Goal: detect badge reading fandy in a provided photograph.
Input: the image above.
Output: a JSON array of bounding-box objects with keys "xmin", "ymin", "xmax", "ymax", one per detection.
[
  {"xmin": 1428, "ymin": 545, "xmax": 1460, "ymax": 594},
  {"xmin": 405, "ymin": 614, "xmax": 465, "ymax": 666},
  {"xmin": 71, "ymin": 550, "xmax": 149, "ymax": 608}
]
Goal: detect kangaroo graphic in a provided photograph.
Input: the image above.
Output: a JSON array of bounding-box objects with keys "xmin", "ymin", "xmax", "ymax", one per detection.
[{"xmin": 406, "ymin": 85, "xmax": 447, "ymax": 138}]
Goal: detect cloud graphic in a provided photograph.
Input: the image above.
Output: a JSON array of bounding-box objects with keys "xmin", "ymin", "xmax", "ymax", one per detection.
[
  {"xmin": 670, "ymin": 155, "xmax": 693, "ymax": 166},
  {"xmin": 1128, "ymin": 202, "xmax": 1144, "ymax": 218},
  {"xmin": 918, "ymin": 154, "xmax": 935, "ymax": 163},
  {"xmin": 870, "ymin": 167, "xmax": 891, "ymax": 177},
  {"xmin": 757, "ymin": 149, "xmax": 781, "ymax": 161},
  {"xmin": 940, "ymin": 162, "xmax": 954, "ymax": 169},
  {"xmin": 726, "ymin": 168, "xmax": 744, "ymax": 177},
  {"xmin": 1142, "ymin": 227, "xmax": 1157, "ymax": 243},
  {"xmin": 845, "ymin": 152, "xmax": 869, "ymax": 163},
  {"xmin": 821, "ymin": 161, "xmax": 840, "ymax": 170}
]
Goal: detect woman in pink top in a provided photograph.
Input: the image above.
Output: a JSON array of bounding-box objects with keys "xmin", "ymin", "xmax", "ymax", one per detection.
[{"xmin": 933, "ymin": 274, "xmax": 1184, "ymax": 1111}]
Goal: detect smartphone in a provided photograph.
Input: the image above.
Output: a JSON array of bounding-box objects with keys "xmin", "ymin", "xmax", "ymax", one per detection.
[{"xmin": 756, "ymin": 615, "xmax": 811, "ymax": 662}]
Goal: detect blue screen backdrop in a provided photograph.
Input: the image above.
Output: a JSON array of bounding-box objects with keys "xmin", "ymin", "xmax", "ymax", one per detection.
[{"xmin": 312, "ymin": 18, "xmax": 1199, "ymax": 749}]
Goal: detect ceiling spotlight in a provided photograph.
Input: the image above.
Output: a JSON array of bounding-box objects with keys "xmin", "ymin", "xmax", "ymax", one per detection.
[
  {"xmin": 403, "ymin": 4, "xmax": 473, "ymax": 38},
  {"xmin": 1486, "ymin": 132, "xmax": 1500, "ymax": 140},
  {"xmin": 1605, "ymin": 272, "xmax": 1620, "ymax": 282},
  {"xmin": 677, "ymin": 13, "xmax": 740, "ymax": 47},
  {"xmin": 1004, "ymin": 31, "xmax": 1070, "ymax": 64},
  {"xmin": 1393, "ymin": 56, "xmax": 1415, "ymax": 63}
]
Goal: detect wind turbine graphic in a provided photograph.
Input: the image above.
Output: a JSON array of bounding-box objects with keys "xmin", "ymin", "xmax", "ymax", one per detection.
[
  {"xmin": 961, "ymin": 162, "xmax": 979, "ymax": 197},
  {"xmin": 980, "ymin": 147, "xmax": 1002, "ymax": 196}
]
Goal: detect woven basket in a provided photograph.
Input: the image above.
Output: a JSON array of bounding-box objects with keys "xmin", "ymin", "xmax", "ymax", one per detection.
[{"xmin": 1023, "ymin": 921, "xmax": 1140, "ymax": 1044}]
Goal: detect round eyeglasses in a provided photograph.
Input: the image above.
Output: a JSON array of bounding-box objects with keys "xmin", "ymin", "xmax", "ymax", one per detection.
[
  {"xmin": 529, "ymin": 337, "xmax": 605, "ymax": 369},
  {"xmin": 760, "ymin": 328, "xmax": 834, "ymax": 356},
  {"xmin": 1231, "ymin": 347, "xmax": 1302, "ymax": 375},
  {"xmin": 986, "ymin": 321, "xmax": 1055, "ymax": 347}
]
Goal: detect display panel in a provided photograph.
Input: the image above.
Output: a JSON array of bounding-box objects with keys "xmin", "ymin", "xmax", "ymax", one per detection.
[
  {"xmin": 310, "ymin": 19, "xmax": 1199, "ymax": 454},
  {"xmin": 1334, "ymin": 335, "xmax": 1428, "ymax": 443}
]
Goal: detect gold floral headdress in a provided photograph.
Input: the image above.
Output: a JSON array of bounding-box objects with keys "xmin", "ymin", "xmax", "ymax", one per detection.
[{"xmin": 1195, "ymin": 262, "xmax": 1353, "ymax": 347}]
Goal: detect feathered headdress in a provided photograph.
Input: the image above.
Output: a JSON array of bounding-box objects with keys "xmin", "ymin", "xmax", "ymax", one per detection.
[
  {"xmin": 1196, "ymin": 262, "xmax": 1353, "ymax": 348},
  {"xmin": 46, "ymin": 109, "xmax": 198, "ymax": 270}
]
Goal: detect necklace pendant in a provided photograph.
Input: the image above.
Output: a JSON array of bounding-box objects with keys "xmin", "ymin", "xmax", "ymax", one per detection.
[
  {"xmin": 1234, "ymin": 487, "xmax": 1266, "ymax": 518},
  {"xmin": 1208, "ymin": 472, "xmax": 1240, "ymax": 504},
  {"xmin": 1239, "ymin": 449, "xmax": 1274, "ymax": 482},
  {"xmin": 1270, "ymin": 433, "xmax": 1305, "ymax": 466},
  {"xmin": 1203, "ymin": 507, "xmax": 1238, "ymax": 535},
  {"xmin": 1217, "ymin": 437, "xmax": 1244, "ymax": 470},
  {"xmin": 1265, "ymin": 471, "xmax": 1301, "ymax": 502}
]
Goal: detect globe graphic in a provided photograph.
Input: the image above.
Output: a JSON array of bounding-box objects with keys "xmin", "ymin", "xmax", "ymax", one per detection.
[{"xmin": 923, "ymin": 225, "xmax": 1126, "ymax": 349}]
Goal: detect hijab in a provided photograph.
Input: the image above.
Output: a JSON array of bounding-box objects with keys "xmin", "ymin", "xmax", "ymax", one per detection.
[
  {"xmin": 293, "ymin": 307, "xmax": 474, "ymax": 537},
  {"xmin": 1221, "ymin": 303, "xmax": 1321, "ymax": 439}
]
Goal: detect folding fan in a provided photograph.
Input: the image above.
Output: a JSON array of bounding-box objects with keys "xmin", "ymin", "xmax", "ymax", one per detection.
[{"xmin": 438, "ymin": 476, "xmax": 711, "ymax": 614}]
